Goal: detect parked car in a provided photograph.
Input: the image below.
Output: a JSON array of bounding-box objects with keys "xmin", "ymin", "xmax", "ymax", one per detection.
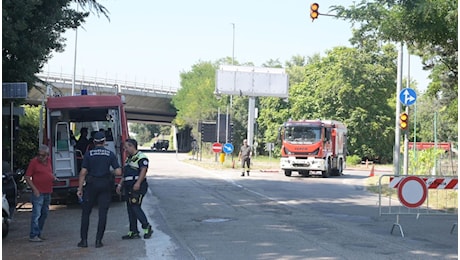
[{"xmin": 151, "ymin": 140, "xmax": 169, "ymax": 151}]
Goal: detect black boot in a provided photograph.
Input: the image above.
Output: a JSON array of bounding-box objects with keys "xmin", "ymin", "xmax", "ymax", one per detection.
[
  {"xmin": 241, "ymin": 172, "xmax": 245, "ymax": 176},
  {"xmin": 247, "ymin": 171, "xmax": 250, "ymax": 176},
  {"xmin": 77, "ymin": 239, "xmax": 88, "ymax": 248},
  {"xmin": 95, "ymin": 240, "xmax": 103, "ymax": 248}
]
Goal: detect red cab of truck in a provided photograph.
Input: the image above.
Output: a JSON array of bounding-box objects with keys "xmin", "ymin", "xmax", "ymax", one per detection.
[{"xmin": 279, "ymin": 119, "xmax": 347, "ymax": 178}]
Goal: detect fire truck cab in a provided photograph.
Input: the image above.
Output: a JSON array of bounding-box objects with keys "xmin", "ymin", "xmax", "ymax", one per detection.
[
  {"xmin": 43, "ymin": 94, "xmax": 128, "ymax": 202},
  {"xmin": 279, "ymin": 119, "xmax": 347, "ymax": 178}
]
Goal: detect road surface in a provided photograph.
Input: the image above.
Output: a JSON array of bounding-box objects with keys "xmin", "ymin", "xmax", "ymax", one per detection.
[{"xmin": 3, "ymin": 152, "xmax": 457, "ymax": 259}]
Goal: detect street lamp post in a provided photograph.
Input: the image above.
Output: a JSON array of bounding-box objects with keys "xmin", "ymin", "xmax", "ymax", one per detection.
[{"xmin": 71, "ymin": 6, "xmax": 79, "ymax": 96}]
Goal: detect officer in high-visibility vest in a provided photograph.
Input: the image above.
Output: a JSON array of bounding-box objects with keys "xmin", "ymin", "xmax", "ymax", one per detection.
[
  {"xmin": 117, "ymin": 138, "xmax": 153, "ymax": 240},
  {"xmin": 77, "ymin": 131, "xmax": 122, "ymax": 248}
]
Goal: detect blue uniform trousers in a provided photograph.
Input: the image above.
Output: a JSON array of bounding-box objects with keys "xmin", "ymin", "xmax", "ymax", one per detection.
[{"xmin": 80, "ymin": 178, "xmax": 112, "ymax": 241}]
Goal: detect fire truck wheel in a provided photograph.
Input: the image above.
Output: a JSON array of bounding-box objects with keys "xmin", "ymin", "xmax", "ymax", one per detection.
[
  {"xmin": 322, "ymin": 159, "xmax": 332, "ymax": 178},
  {"xmin": 338, "ymin": 159, "xmax": 344, "ymax": 175},
  {"xmin": 284, "ymin": 170, "xmax": 292, "ymax": 177}
]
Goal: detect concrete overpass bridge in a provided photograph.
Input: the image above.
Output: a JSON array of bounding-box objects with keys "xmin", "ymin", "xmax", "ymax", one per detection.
[{"xmin": 28, "ymin": 72, "xmax": 178, "ymax": 124}]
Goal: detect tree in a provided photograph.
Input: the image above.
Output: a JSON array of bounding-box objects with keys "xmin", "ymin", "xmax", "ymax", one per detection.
[
  {"xmin": 331, "ymin": 0, "xmax": 458, "ymax": 143},
  {"xmin": 172, "ymin": 61, "xmax": 220, "ymax": 135},
  {"xmin": 2, "ymin": 0, "xmax": 108, "ymax": 90},
  {"xmin": 3, "ymin": 0, "xmax": 109, "ymax": 166},
  {"xmin": 257, "ymin": 44, "xmax": 398, "ymax": 162}
]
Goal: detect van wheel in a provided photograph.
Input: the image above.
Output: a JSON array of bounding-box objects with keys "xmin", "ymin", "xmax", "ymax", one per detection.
[{"xmin": 284, "ymin": 170, "xmax": 292, "ymax": 177}]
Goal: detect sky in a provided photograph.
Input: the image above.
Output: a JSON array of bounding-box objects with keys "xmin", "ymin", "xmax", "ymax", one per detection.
[{"xmin": 43, "ymin": 0, "xmax": 431, "ymax": 91}]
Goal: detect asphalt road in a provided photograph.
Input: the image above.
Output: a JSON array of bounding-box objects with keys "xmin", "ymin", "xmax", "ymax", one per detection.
[{"xmin": 2, "ymin": 152, "xmax": 458, "ymax": 260}]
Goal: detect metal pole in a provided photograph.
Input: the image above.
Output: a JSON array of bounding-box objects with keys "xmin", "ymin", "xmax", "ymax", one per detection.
[
  {"xmin": 247, "ymin": 97, "xmax": 255, "ymax": 147},
  {"xmin": 393, "ymin": 42, "xmax": 403, "ymax": 176},
  {"xmin": 10, "ymin": 101, "xmax": 14, "ymax": 173},
  {"xmin": 71, "ymin": 6, "xmax": 79, "ymax": 96},
  {"xmin": 216, "ymin": 108, "xmax": 220, "ymax": 162},
  {"xmin": 230, "ymin": 23, "xmax": 235, "ymax": 109},
  {"xmin": 403, "ymin": 51, "xmax": 410, "ymax": 175},
  {"xmin": 225, "ymin": 105, "xmax": 229, "ymax": 143},
  {"xmin": 403, "ymin": 106, "xmax": 409, "ymax": 175},
  {"xmin": 413, "ymin": 102, "xmax": 417, "ymax": 173},
  {"xmin": 217, "ymin": 107, "xmax": 220, "ymax": 143},
  {"xmin": 433, "ymin": 112, "xmax": 437, "ymax": 175}
]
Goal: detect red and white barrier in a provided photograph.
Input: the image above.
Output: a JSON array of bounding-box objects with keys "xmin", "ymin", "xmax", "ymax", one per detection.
[{"xmin": 389, "ymin": 176, "xmax": 458, "ymax": 190}]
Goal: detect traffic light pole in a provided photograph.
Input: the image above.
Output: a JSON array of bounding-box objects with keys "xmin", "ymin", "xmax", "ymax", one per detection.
[
  {"xmin": 403, "ymin": 106, "xmax": 409, "ymax": 175},
  {"xmin": 393, "ymin": 43, "xmax": 403, "ymax": 176}
]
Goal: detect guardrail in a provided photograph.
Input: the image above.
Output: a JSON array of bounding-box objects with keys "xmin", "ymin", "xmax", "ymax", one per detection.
[
  {"xmin": 36, "ymin": 72, "xmax": 178, "ymax": 96},
  {"xmin": 378, "ymin": 174, "xmax": 458, "ymax": 237}
]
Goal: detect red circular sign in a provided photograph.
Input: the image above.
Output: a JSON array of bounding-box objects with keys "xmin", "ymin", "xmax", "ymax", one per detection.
[
  {"xmin": 397, "ymin": 176, "xmax": 428, "ymax": 208},
  {"xmin": 212, "ymin": 142, "xmax": 222, "ymax": 153}
]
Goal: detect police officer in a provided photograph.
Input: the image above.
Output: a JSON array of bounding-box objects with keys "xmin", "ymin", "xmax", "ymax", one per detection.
[
  {"xmin": 77, "ymin": 131, "xmax": 122, "ymax": 248},
  {"xmin": 117, "ymin": 138, "xmax": 153, "ymax": 240}
]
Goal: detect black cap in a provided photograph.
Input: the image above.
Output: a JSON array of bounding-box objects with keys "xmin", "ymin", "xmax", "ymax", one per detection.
[{"xmin": 94, "ymin": 131, "xmax": 106, "ymax": 142}]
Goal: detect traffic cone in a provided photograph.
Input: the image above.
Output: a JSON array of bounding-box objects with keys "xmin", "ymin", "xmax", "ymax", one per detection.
[{"xmin": 369, "ymin": 165, "xmax": 375, "ymax": 177}]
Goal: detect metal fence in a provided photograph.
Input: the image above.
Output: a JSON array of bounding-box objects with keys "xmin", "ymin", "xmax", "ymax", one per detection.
[{"xmin": 378, "ymin": 174, "xmax": 458, "ymax": 237}]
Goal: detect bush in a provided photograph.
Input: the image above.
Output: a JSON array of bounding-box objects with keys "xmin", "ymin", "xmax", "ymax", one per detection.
[{"xmin": 347, "ymin": 155, "xmax": 361, "ymax": 166}]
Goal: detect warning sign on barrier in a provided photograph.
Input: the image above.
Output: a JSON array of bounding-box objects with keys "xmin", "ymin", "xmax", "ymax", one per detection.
[{"xmin": 397, "ymin": 176, "xmax": 428, "ymax": 208}]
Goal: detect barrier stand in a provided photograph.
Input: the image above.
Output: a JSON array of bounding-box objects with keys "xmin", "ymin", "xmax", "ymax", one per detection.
[
  {"xmin": 390, "ymin": 214, "xmax": 404, "ymax": 237},
  {"xmin": 451, "ymin": 223, "xmax": 457, "ymax": 235}
]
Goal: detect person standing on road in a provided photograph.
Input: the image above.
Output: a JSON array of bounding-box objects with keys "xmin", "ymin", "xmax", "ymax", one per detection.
[
  {"xmin": 238, "ymin": 139, "xmax": 252, "ymax": 177},
  {"xmin": 117, "ymin": 138, "xmax": 153, "ymax": 240},
  {"xmin": 25, "ymin": 144, "xmax": 55, "ymax": 242},
  {"xmin": 76, "ymin": 131, "xmax": 122, "ymax": 248}
]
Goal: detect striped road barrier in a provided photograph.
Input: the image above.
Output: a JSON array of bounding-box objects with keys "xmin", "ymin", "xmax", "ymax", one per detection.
[{"xmin": 378, "ymin": 174, "xmax": 458, "ymax": 237}]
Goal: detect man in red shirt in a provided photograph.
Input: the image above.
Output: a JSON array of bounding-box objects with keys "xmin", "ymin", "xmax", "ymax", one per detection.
[{"xmin": 25, "ymin": 144, "xmax": 55, "ymax": 242}]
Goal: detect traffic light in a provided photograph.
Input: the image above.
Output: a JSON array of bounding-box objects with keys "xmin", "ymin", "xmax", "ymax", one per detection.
[
  {"xmin": 399, "ymin": 112, "xmax": 409, "ymax": 130},
  {"xmin": 310, "ymin": 3, "xmax": 319, "ymax": 21}
]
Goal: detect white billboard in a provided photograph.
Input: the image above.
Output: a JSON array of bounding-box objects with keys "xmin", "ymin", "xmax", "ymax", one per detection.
[{"xmin": 215, "ymin": 65, "xmax": 289, "ymax": 98}]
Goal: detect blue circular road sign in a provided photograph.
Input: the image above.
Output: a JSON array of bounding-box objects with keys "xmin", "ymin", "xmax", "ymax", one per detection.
[
  {"xmin": 399, "ymin": 88, "xmax": 417, "ymax": 106},
  {"xmin": 223, "ymin": 143, "xmax": 234, "ymax": 154}
]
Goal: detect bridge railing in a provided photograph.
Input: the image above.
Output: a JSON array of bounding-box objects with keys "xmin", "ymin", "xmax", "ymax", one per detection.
[{"xmin": 36, "ymin": 72, "xmax": 178, "ymax": 96}]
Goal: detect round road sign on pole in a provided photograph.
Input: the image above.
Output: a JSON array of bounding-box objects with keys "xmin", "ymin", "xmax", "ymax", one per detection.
[
  {"xmin": 212, "ymin": 142, "xmax": 222, "ymax": 153},
  {"xmin": 223, "ymin": 143, "xmax": 234, "ymax": 154},
  {"xmin": 397, "ymin": 176, "xmax": 428, "ymax": 208}
]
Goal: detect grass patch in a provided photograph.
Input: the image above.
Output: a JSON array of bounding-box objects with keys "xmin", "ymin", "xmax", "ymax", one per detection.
[{"xmin": 185, "ymin": 154, "xmax": 279, "ymax": 171}]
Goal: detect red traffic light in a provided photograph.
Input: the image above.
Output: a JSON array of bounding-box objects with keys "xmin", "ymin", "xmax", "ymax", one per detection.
[{"xmin": 310, "ymin": 3, "xmax": 319, "ymax": 20}]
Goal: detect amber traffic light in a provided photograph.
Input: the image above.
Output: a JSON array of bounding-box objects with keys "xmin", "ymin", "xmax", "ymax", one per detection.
[
  {"xmin": 399, "ymin": 112, "xmax": 409, "ymax": 130},
  {"xmin": 310, "ymin": 3, "xmax": 319, "ymax": 21}
]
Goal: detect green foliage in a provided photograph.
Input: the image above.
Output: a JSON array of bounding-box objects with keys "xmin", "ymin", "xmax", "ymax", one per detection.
[
  {"xmin": 173, "ymin": 61, "xmax": 219, "ymax": 134},
  {"xmin": 409, "ymin": 148, "xmax": 446, "ymax": 175},
  {"xmin": 15, "ymin": 105, "xmax": 41, "ymax": 170},
  {"xmin": 129, "ymin": 123, "xmax": 164, "ymax": 145},
  {"xmin": 258, "ymin": 45, "xmax": 397, "ymax": 162},
  {"xmin": 331, "ymin": 0, "xmax": 458, "ymax": 143},
  {"xmin": 346, "ymin": 155, "xmax": 361, "ymax": 166},
  {"xmin": 2, "ymin": 0, "xmax": 107, "ymax": 98}
]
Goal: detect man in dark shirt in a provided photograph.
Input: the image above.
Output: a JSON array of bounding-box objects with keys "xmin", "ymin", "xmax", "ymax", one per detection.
[
  {"xmin": 76, "ymin": 131, "xmax": 122, "ymax": 248},
  {"xmin": 75, "ymin": 127, "xmax": 90, "ymax": 153}
]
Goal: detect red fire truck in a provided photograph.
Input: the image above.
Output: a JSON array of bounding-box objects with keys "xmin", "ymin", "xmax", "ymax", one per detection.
[
  {"xmin": 279, "ymin": 119, "xmax": 347, "ymax": 178},
  {"xmin": 42, "ymin": 93, "xmax": 129, "ymax": 202}
]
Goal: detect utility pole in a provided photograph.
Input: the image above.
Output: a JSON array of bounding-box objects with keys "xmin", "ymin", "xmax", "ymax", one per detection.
[{"xmin": 393, "ymin": 43, "xmax": 403, "ymax": 176}]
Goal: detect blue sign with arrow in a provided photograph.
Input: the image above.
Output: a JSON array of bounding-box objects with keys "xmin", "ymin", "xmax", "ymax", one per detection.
[
  {"xmin": 399, "ymin": 88, "xmax": 417, "ymax": 106},
  {"xmin": 223, "ymin": 143, "xmax": 234, "ymax": 154}
]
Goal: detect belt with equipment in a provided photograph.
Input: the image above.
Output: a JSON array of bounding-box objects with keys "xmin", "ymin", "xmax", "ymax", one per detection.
[{"xmin": 124, "ymin": 176, "xmax": 139, "ymax": 181}]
